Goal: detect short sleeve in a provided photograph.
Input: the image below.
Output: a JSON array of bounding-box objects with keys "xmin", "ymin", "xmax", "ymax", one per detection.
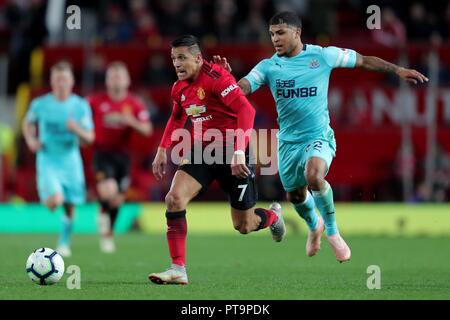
[
  {"xmin": 25, "ymin": 99, "xmax": 40, "ymax": 123},
  {"xmin": 244, "ymin": 59, "xmax": 269, "ymax": 93},
  {"xmin": 322, "ymin": 46, "xmax": 357, "ymax": 69}
]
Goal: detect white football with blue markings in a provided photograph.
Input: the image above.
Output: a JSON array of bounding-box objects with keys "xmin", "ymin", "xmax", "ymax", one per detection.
[{"xmin": 26, "ymin": 248, "xmax": 65, "ymax": 285}]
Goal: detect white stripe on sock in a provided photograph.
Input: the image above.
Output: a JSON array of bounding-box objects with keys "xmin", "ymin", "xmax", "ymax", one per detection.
[
  {"xmin": 299, "ymin": 190, "xmax": 311, "ymax": 205},
  {"xmin": 311, "ymin": 181, "xmax": 331, "ymax": 197}
]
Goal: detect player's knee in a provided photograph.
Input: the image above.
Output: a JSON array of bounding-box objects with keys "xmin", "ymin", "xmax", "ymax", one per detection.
[
  {"xmin": 287, "ymin": 191, "xmax": 306, "ymax": 204},
  {"xmin": 165, "ymin": 192, "xmax": 187, "ymax": 211},
  {"xmin": 45, "ymin": 195, "xmax": 63, "ymax": 211},
  {"xmin": 97, "ymin": 179, "xmax": 118, "ymax": 199},
  {"xmin": 305, "ymin": 171, "xmax": 325, "ymax": 190}
]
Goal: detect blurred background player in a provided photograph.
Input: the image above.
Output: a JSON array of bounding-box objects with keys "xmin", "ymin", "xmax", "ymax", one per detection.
[
  {"xmin": 148, "ymin": 35, "xmax": 285, "ymax": 285},
  {"xmin": 22, "ymin": 61, "xmax": 95, "ymax": 257},
  {"xmin": 88, "ymin": 62, "xmax": 153, "ymax": 253},
  {"xmin": 214, "ymin": 11, "xmax": 428, "ymax": 262}
]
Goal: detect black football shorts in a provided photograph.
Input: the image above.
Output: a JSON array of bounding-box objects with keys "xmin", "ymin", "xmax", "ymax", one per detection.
[
  {"xmin": 177, "ymin": 145, "xmax": 257, "ymax": 210},
  {"xmin": 93, "ymin": 150, "xmax": 131, "ymax": 193}
]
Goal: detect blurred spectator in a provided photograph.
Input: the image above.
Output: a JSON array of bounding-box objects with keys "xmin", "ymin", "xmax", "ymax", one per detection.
[
  {"xmin": 129, "ymin": 0, "xmax": 147, "ymax": 15},
  {"xmin": 308, "ymin": 0, "xmax": 338, "ymax": 39},
  {"xmin": 439, "ymin": 2, "xmax": 450, "ymax": 41},
  {"xmin": 156, "ymin": 0, "xmax": 186, "ymax": 37},
  {"xmin": 86, "ymin": 53, "xmax": 106, "ymax": 88},
  {"xmin": 133, "ymin": 11, "xmax": 161, "ymax": 47},
  {"xmin": 237, "ymin": 11, "xmax": 269, "ymax": 43},
  {"xmin": 372, "ymin": 7, "xmax": 406, "ymax": 48},
  {"xmin": 414, "ymin": 50, "xmax": 450, "ymax": 86},
  {"xmin": 406, "ymin": 2, "xmax": 434, "ymax": 41},
  {"xmin": 273, "ymin": 0, "xmax": 309, "ymax": 16},
  {"xmin": 183, "ymin": 3, "xmax": 207, "ymax": 39},
  {"xmin": 212, "ymin": 0, "xmax": 238, "ymax": 43},
  {"xmin": 142, "ymin": 53, "xmax": 173, "ymax": 86},
  {"xmin": 5, "ymin": 0, "xmax": 47, "ymax": 92},
  {"xmin": 101, "ymin": 4, "xmax": 133, "ymax": 44}
]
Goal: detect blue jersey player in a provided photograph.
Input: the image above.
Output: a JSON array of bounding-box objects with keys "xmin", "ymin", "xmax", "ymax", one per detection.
[
  {"xmin": 214, "ymin": 11, "xmax": 428, "ymax": 262},
  {"xmin": 22, "ymin": 61, "xmax": 95, "ymax": 257}
]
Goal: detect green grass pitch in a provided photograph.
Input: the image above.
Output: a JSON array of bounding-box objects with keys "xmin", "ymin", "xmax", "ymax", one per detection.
[{"xmin": 0, "ymin": 202, "xmax": 450, "ymax": 300}]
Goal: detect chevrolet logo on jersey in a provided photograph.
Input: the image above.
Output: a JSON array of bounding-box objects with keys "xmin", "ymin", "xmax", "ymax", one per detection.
[{"xmin": 185, "ymin": 104, "xmax": 206, "ymax": 117}]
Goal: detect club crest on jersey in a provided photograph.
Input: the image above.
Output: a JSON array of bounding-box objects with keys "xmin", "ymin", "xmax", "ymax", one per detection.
[
  {"xmin": 309, "ymin": 59, "xmax": 320, "ymax": 69},
  {"xmin": 181, "ymin": 94, "xmax": 186, "ymax": 102},
  {"xmin": 197, "ymin": 87, "xmax": 205, "ymax": 100},
  {"xmin": 121, "ymin": 104, "xmax": 132, "ymax": 114},
  {"xmin": 186, "ymin": 104, "xmax": 206, "ymax": 117}
]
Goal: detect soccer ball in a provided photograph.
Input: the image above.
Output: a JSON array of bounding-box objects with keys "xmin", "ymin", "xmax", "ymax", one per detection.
[{"xmin": 26, "ymin": 248, "xmax": 65, "ymax": 285}]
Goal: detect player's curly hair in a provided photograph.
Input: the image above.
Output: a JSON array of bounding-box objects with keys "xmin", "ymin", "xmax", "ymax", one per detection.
[{"xmin": 269, "ymin": 11, "xmax": 302, "ymax": 29}]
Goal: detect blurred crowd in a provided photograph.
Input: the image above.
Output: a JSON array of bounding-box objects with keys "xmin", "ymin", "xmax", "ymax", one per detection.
[
  {"xmin": 1, "ymin": 0, "xmax": 450, "ymax": 47},
  {"xmin": 1, "ymin": 0, "xmax": 450, "ymax": 93}
]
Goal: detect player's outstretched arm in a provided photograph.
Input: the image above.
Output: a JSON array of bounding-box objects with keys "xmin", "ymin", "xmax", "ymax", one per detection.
[
  {"xmin": 237, "ymin": 78, "xmax": 252, "ymax": 96},
  {"xmin": 355, "ymin": 53, "xmax": 429, "ymax": 85}
]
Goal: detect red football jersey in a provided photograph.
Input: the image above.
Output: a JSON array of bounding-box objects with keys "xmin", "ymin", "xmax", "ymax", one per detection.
[
  {"xmin": 88, "ymin": 93, "xmax": 150, "ymax": 153},
  {"xmin": 161, "ymin": 60, "xmax": 253, "ymax": 149}
]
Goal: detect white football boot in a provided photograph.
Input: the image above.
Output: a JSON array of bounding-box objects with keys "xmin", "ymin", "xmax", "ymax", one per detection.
[
  {"xmin": 56, "ymin": 244, "xmax": 72, "ymax": 258},
  {"xmin": 269, "ymin": 202, "xmax": 286, "ymax": 242},
  {"xmin": 148, "ymin": 264, "xmax": 188, "ymax": 285}
]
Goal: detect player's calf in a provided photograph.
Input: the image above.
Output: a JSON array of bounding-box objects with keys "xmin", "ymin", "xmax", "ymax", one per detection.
[
  {"xmin": 231, "ymin": 205, "xmax": 285, "ymax": 241},
  {"xmin": 233, "ymin": 215, "xmax": 260, "ymax": 234}
]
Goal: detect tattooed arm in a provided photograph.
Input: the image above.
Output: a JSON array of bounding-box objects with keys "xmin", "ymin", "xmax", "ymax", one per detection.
[{"xmin": 355, "ymin": 53, "xmax": 429, "ymax": 84}]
